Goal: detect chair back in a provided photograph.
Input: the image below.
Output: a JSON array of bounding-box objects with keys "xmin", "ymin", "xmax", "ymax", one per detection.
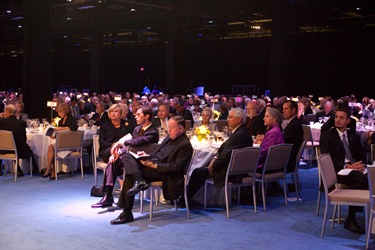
[
  {"xmin": 55, "ymin": 130, "xmax": 84, "ymax": 151},
  {"xmin": 0, "ymin": 130, "xmax": 17, "ymax": 152},
  {"xmin": 262, "ymin": 144, "xmax": 292, "ymax": 173},
  {"xmin": 371, "ymin": 144, "xmax": 375, "ymax": 164},
  {"xmin": 185, "ymin": 120, "xmax": 192, "ymax": 131},
  {"xmin": 368, "ymin": 166, "xmax": 375, "ymax": 200},
  {"xmin": 318, "ymin": 154, "xmax": 337, "ymax": 194},
  {"xmin": 302, "ymin": 124, "xmax": 313, "ymax": 142},
  {"xmin": 226, "ymin": 147, "xmax": 260, "ymax": 178},
  {"xmin": 294, "ymin": 140, "xmax": 307, "ymax": 173},
  {"xmin": 303, "ymin": 114, "xmax": 316, "ymax": 125},
  {"xmin": 213, "ymin": 120, "xmax": 228, "ymax": 132}
]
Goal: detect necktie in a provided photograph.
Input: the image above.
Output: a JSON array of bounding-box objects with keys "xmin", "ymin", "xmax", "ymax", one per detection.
[
  {"xmin": 139, "ymin": 128, "xmax": 145, "ymax": 136},
  {"xmin": 341, "ymin": 133, "xmax": 354, "ymax": 164}
]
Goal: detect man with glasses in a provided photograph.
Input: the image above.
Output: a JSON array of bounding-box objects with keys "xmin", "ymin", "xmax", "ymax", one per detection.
[{"xmin": 188, "ymin": 108, "xmax": 253, "ymax": 199}]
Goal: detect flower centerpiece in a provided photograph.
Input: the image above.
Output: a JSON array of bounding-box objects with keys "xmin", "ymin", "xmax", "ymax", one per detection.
[
  {"xmin": 213, "ymin": 110, "xmax": 220, "ymax": 120},
  {"xmin": 195, "ymin": 125, "xmax": 211, "ymax": 141},
  {"xmin": 52, "ymin": 116, "xmax": 61, "ymax": 127}
]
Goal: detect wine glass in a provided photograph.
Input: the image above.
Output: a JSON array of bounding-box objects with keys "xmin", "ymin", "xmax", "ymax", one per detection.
[
  {"xmin": 222, "ymin": 126, "xmax": 229, "ymax": 138},
  {"xmin": 186, "ymin": 130, "xmax": 192, "ymax": 140}
]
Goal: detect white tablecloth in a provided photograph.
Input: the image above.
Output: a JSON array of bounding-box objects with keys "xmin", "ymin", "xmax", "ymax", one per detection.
[{"xmin": 26, "ymin": 128, "xmax": 97, "ymax": 172}]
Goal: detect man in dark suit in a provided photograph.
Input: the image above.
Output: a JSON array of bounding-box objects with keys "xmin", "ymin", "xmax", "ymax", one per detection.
[
  {"xmin": 109, "ymin": 116, "xmax": 193, "ymax": 224},
  {"xmin": 188, "ymin": 108, "xmax": 253, "ymax": 198},
  {"xmin": 91, "ymin": 105, "xmax": 159, "ymax": 208},
  {"xmin": 282, "ymin": 100, "xmax": 304, "ymax": 172},
  {"xmin": 91, "ymin": 101, "xmax": 109, "ymax": 127},
  {"xmin": 320, "ymin": 107, "xmax": 368, "ymax": 234},
  {"xmin": 0, "ymin": 104, "xmax": 34, "ymax": 176},
  {"xmin": 152, "ymin": 103, "xmax": 169, "ymax": 133},
  {"xmin": 315, "ymin": 101, "xmax": 334, "ymax": 123},
  {"xmin": 175, "ymin": 100, "xmax": 194, "ymax": 129}
]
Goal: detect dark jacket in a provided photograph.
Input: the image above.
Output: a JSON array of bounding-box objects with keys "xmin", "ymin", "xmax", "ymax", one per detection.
[
  {"xmin": 283, "ymin": 116, "xmax": 304, "ymax": 172},
  {"xmin": 212, "ymin": 124, "xmax": 253, "ymax": 187},
  {"xmin": 0, "ymin": 115, "xmax": 32, "ymax": 159}
]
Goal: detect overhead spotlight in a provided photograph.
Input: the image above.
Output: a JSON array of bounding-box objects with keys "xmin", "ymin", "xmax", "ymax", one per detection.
[
  {"xmin": 6, "ymin": 10, "xmax": 11, "ymax": 14},
  {"xmin": 18, "ymin": 25, "xmax": 22, "ymax": 28},
  {"xmin": 130, "ymin": 8, "xmax": 136, "ymax": 12},
  {"xmin": 208, "ymin": 20, "xmax": 213, "ymax": 24}
]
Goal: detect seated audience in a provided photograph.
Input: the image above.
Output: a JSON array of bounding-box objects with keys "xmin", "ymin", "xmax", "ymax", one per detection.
[
  {"xmin": 254, "ymin": 107, "xmax": 284, "ymax": 170},
  {"xmin": 245, "ymin": 100, "xmax": 265, "ymax": 136},
  {"xmin": 193, "ymin": 107, "xmax": 218, "ymax": 133},
  {"xmin": 188, "ymin": 108, "xmax": 253, "ymax": 198},
  {"xmin": 320, "ymin": 107, "xmax": 368, "ymax": 234},
  {"xmin": 92, "ymin": 101, "xmax": 109, "ymax": 127},
  {"xmin": 109, "ymin": 116, "xmax": 193, "ymax": 224},
  {"xmin": 315, "ymin": 101, "xmax": 334, "ymax": 123},
  {"xmin": 282, "ymin": 100, "xmax": 303, "ymax": 175},
  {"xmin": 152, "ymin": 103, "xmax": 169, "ymax": 133},
  {"xmin": 175, "ymin": 100, "xmax": 194, "ymax": 128},
  {"xmin": 42, "ymin": 103, "xmax": 78, "ymax": 179},
  {"xmin": 14, "ymin": 101, "xmax": 28, "ymax": 121},
  {"xmin": 91, "ymin": 105, "xmax": 159, "ymax": 208},
  {"xmin": 0, "ymin": 104, "xmax": 36, "ymax": 176},
  {"xmin": 98, "ymin": 103, "xmax": 135, "ymax": 164}
]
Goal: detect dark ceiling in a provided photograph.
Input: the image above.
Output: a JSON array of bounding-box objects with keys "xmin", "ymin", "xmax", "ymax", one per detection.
[{"xmin": 1, "ymin": 0, "xmax": 375, "ymax": 57}]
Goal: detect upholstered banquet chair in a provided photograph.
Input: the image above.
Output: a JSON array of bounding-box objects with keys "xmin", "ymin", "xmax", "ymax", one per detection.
[
  {"xmin": 255, "ymin": 144, "xmax": 292, "ymax": 211},
  {"xmin": 204, "ymin": 147, "xmax": 261, "ymax": 218},
  {"xmin": 54, "ymin": 130, "xmax": 84, "ymax": 180},
  {"xmin": 302, "ymin": 124, "xmax": 320, "ymax": 167},
  {"xmin": 92, "ymin": 135, "xmax": 108, "ymax": 186},
  {"xmin": 366, "ymin": 165, "xmax": 375, "ymax": 250},
  {"xmin": 0, "ymin": 130, "xmax": 32, "ymax": 182},
  {"xmin": 286, "ymin": 140, "xmax": 307, "ymax": 201},
  {"xmin": 318, "ymin": 153, "xmax": 370, "ymax": 238}
]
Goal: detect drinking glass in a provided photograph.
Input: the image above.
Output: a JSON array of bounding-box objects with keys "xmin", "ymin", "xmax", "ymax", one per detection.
[
  {"xmin": 186, "ymin": 130, "xmax": 192, "ymax": 140},
  {"xmin": 222, "ymin": 126, "xmax": 229, "ymax": 138}
]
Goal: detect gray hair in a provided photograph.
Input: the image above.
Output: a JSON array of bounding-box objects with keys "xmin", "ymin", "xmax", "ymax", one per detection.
[
  {"xmin": 230, "ymin": 108, "xmax": 246, "ymax": 124},
  {"xmin": 266, "ymin": 107, "xmax": 283, "ymax": 125}
]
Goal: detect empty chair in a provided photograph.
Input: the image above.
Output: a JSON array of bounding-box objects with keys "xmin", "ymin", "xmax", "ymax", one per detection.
[
  {"xmin": 318, "ymin": 153, "xmax": 370, "ymax": 238},
  {"xmin": 54, "ymin": 130, "xmax": 84, "ymax": 180},
  {"xmin": 255, "ymin": 144, "xmax": 292, "ymax": 211},
  {"xmin": 204, "ymin": 147, "xmax": 261, "ymax": 218},
  {"xmin": 0, "ymin": 130, "xmax": 32, "ymax": 182}
]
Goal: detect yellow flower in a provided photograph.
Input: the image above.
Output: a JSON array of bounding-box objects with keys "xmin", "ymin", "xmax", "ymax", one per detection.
[
  {"xmin": 195, "ymin": 125, "xmax": 211, "ymax": 139},
  {"xmin": 52, "ymin": 116, "xmax": 61, "ymax": 127},
  {"xmin": 213, "ymin": 110, "xmax": 220, "ymax": 120}
]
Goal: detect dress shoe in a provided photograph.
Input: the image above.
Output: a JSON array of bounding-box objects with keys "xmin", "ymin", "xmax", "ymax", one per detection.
[
  {"xmin": 91, "ymin": 195, "xmax": 114, "ymax": 208},
  {"xmin": 344, "ymin": 219, "xmax": 365, "ymax": 234},
  {"xmin": 17, "ymin": 170, "xmax": 24, "ymax": 177},
  {"xmin": 126, "ymin": 180, "xmax": 149, "ymax": 196},
  {"xmin": 110, "ymin": 212, "xmax": 134, "ymax": 225}
]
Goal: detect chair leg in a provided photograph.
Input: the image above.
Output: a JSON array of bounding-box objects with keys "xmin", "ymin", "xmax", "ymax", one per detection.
[
  {"xmin": 252, "ymin": 185, "xmax": 257, "ymax": 213},
  {"xmin": 154, "ymin": 189, "xmax": 159, "ymax": 207},
  {"xmin": 204, "ymin": 181, "xmax": 208, "ymax": 211},
  {"xmin": 140, "ymin": 191, "xmax": 144, "ymax": 214},
  {"xmin": 80, "ymin": 158, "xmax": 84, "ymax": 179},
  {"xmin": 184, "ymin": 182, "xmax": 190, "ymax": 219},
  {"xmin": 262, "ymin": 182, "xmax": 266, "ymax": 211},
  {"xmin": 316, "ymin": 191, "xmax": 321, "ymax": 216},
  {"xmin": 283, "ymin": 179, "xmax": 288, "ymax": 206},
  {"xmin": 366, "ymin": 209, "xmax": 373, "ymax": 250},
  {"xmin": 237, "ymin": 187, "xmax": 241, "ymax": 205},
  {"xmin": 331, "ymin": 205, "xmax": 337, "ymax": 229},
  {"xmin": 321, "ymin": 199, "xmax": 329, "ymax": 238},
  {"xmin": 150, "ymin": 187, "xmax": 154, "ymax": 222},
  {"xmin": 14, "ymin": 159, "xmax": 18, "ymax": 182},
  {"xmin": 225, "ymin": 185, "xmax": 230, "ymax": 218},
  {"xmin": 174, "ymin": 199, "xmax": 178, "ymax": 211}
]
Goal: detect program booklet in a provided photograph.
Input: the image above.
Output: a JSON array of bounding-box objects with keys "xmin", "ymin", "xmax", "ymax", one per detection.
[
  {"xmin": 45, "ymin": 125, "xmax": 57, "ymax": 137},
  {"xmin": 129, "ymin": 151, "xmax": 151, "ymax": 160}
]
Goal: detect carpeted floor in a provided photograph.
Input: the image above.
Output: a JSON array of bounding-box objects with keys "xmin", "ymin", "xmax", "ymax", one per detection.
[{"xmin": 1, "ymin": 162, "xmax": 374, "ymax": 250}]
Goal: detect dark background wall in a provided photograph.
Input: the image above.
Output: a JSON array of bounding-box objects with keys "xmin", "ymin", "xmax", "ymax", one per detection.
[{"xmin": 0, "ymin": 30, "xmax": 374, "ymax": 99}]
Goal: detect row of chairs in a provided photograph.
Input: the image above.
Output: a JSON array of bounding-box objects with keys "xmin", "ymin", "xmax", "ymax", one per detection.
[{"xmin": 0, "ymin": 129, "xmax": 85, "ymax": 181}]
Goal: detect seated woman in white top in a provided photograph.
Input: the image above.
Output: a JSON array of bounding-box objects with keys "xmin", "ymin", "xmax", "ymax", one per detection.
[{"xmin": 193, "ymin": 107, "xmax": 218, "ymax": 133}]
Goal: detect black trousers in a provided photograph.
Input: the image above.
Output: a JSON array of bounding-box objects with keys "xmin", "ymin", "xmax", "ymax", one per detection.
[
  {"xmin": 117, "ymin": 154, "xmax": 163, "ymax": 213},
  {"xmin": 337, "ymin": 170, "xmax": 368, "ymax": 217},
  {"xmin": 187, "ymin": 167, "xmax": 209, "ymax": 199}
]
